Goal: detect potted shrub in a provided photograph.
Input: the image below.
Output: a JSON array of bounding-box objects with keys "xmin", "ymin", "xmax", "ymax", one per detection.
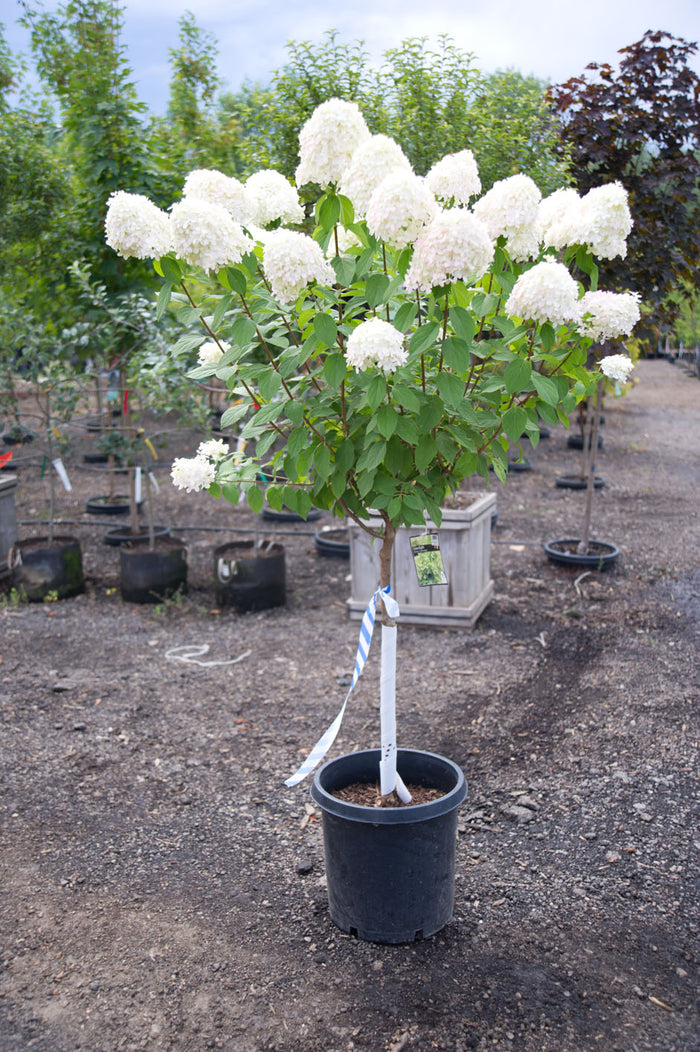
[
  {"xmin": 106, "ymin": 100, "xmax": 639, "ymax": 941},
  {"xmin": 545, "ymin": 348, "xmax": 638, "ymax": 569},
  {"xmin": 10, "ymin": 367, "xmax": 85, "ymax": 601}
]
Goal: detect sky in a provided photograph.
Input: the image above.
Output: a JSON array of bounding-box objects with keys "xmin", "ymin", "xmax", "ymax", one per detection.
[{"xmin": 2, "ymin": 0, "xmax": 699, "ymax": 114}]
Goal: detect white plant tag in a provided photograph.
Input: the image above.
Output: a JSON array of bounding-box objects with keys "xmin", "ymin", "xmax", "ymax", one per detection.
[
  {"xmin": 134, "ymin": 466, "xmax": 142, "ymax": 503},
  {"xmin": 52, "ymin": 458, "xmax": 72, "ymax": 492},
  {"xmin": 148, "ymin": 471, "xmax": 160, "ymax": 494},
  {"xmin": 410, "ymin": 532, "xmax": 447, "ymax": 586}
]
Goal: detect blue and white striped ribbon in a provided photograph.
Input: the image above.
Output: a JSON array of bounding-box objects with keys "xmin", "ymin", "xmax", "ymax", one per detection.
[{"xmin": 284, "ymin": 586, "xmax": 399, "ymax": 787}]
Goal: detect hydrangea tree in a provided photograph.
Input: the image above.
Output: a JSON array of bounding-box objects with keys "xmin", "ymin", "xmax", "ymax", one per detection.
[{"xmin": 106, "ymin": 98, "xmax": 639, "ymax": 801}]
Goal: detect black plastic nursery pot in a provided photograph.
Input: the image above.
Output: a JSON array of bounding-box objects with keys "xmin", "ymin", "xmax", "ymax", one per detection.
[
  {"xmin": 310, "ymin": 749, "xmax": 468, "ymax": 944},
  {"xmin": 104, "ymin": 525, "xmax": 170, "ymax": 547},
  {"xmin": 120, "ymin": 537, "xmax": 188, "ymax": 603},
  {"xmin": 313, "ymin": 526, "xmax": 350, "ymax": 558},
  {"xmin": 543, "ymin": 538, "xmax": 620, "ymax": 570},
  {"xmin": 11, "ymin": 535, "xmax": 84, "ymax": 601},
  {"xmin": 567, "ymin": 434, "xmax": 604, "ymax": 451},
  {"xmin": 86, "ymin": 494, "xmax": 132, "ymax": 516},
  {"xmin": 213, "ymin": 540, "xmax": 286, "ymax": 612},
  {"xmin": 555, "ymin": 474, "xmax": 606, "ymax": 490}
]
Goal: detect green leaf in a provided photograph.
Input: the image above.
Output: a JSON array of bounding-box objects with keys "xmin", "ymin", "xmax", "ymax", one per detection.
[
  {"xmin": 409, "ymin": 321, "xmax": 440, "ymax": 356},
  {"xmin": 314, "ymin": 443, "xmax": 332, "ymax": 480},
  {"xmin": 314, "ymin": 312, "xmax": 338, "ymax": 347},
  {"xmin": 335, "ymin": 438, "xmax": 355, "ymax": 474},
  {"xmin": 366, "ymin": 373, "xmax": 387, "ymax": 411},
  {"xmin": 222, "ymin": 266, "xmax": 248, "ymax": 295},
  {"xmin": 318, "ymin": 192, "xmax": 341, "ymax": 231},
  {"xmin": 231, "ymin": 316, "xmax": 256, "ymax": 346},
  {"xmin": 156, "ymin": 282, "xmax": 173, "ymax": 321},
  {"xmin": 539, "ymin": 322, "xmax": 556, "ymax": 351},
  {"xmin": 442, "ymin": 337, "xmax": 471, "ymax": 373},
  {"xmin": 437, "ymin": 371, "xmax": 464, "ymax": 405},
  {"xmin": 159, "ymin": 256, "xmax": 182, "ymax": 284},
  {"xmin": 323, "ymin": 352, "xmax": 347, "ymax": 388},
  {"xmin": 366, "ymin": 273, "xmax": 391, "ymax": 308},
  {"xmin": 394, "ymin": 302, "xmax": 418, "ymax": 332},
  {"xmin": 504, "ymin": 358, "xmax": 533, "ymax": 395},
  {"xmin": 417, "ymin": 396, "xmax": 444, "ymax": 432},
  {"xmin": 331, "ymin": 256, "xmax": 355, "ymax": 286},
  {"xmin": 392, "ymin": 385, "xmax": 421, "ymax": 412},
  {"xmin": 531, "ymin": 372, "xmax": 560, "ymax": 405},
  {"xmin": 449, "ymin": 306, "xmax": 476, "ymax": 343},
  {"xmin": 247, "ymin": 486, "xmax": 264, "ymax": 514},
  {"xmin": 221, "ymin": 483, "xmax": 239, "ymax": 505},
  {"xmin": 415, "ymin": 435, "xmax": 437, "ymax": 473},
  {"xmin": 376, "ymin": 404, "xmax": 399, "ymax": 439},
  {"xmin": 258, "ymin": 370, "xmax": 282, "ymax": 402},
  {"xmin": 502, "ymin": 405, "xmax": 528, "ymax": 440},
  {"xmin": 357, "ymin": 439, "xmax": 387, "ymax": 473}
]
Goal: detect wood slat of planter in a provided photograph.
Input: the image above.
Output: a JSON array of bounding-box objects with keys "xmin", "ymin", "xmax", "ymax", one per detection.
[
  {"xmin": 0, "ymin": 474, "xmax": 18, "ymax": 579},
  {"xmin": 347, "ymin": 493, "xmax": 496, "ymax": 628}
]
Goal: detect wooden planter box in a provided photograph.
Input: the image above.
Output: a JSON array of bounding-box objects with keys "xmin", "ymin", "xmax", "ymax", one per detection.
[
  {"xmin": 0, "ymin": 474, "xmax": 17, "ymax": 579},
  {"xmin": 347, "ymin": 493, "xmax": 496, "ymax": 628}
]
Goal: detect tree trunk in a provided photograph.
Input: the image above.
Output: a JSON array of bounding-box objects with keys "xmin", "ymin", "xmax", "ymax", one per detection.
[
  {"xmin": 577, "ymin": 381, "xmax": 603, "ymax": 555},
  {"xmin": 378, "ymin": 517, "xmax": 411, "ymax": 803}
]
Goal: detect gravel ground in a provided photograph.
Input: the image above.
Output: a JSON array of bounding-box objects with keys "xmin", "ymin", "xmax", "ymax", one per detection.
[{"xmin": 0, "ymin": 357, "xmax": 698, "ymax": 1052}]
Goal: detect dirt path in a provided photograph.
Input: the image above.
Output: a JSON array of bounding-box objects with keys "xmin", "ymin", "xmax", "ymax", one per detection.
[{"xmin": 0, "ymin": 358, "xmax": 698, "ymax": 1052}]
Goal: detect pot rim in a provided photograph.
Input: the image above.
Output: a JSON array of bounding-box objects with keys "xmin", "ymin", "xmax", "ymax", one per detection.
[{"xmin": 310, "ymin": 748, "xmax": 467, "ymax": 825}]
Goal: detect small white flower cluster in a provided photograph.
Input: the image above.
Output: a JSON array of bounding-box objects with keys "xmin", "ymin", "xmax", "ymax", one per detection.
[
  {"xmin": 575, "ymin": 183, "xmax": 633, "ymax": 260},
  {"xmin": 197, "ymin": 341, "xmax": 229, "ymax": 366},
  {"xmin": 182, "ymin": 169, "xmax": 249, "ymax": 224},
  {"xmin": 539, "ymin": 182, "xmax": 632, "ymax": 259},
  {"xmin": 536, "ymin": 188, "xmax": 581, "ymax": 248},
  {"xmin": 425, "ymin": 150, "xmax": 481, "ymax": 206},
  {"xmin": 599, "ymin": 353, "xmax": 635, "ymax": 384},
  {"xmin": 170, "ymin": 199, "xmax": 254, "ymax": 273},
  {"xmin": 345, "ymin": 317, "xmax": 407, "ymax": 374},
  {"xmin": 472, "ymin": 173, "xmax": 542, "ymax": 261},
  {"xmin": 404, "ymin": 210, "xmax": 494, "ymax": 292},
  {"xmin": 340, "ymin": 134, "xmax": 412, "ymax": 218},
  {"xmin": 170, "ymin": 455, "xmax": 216, "ymax": 493},
  {"xmin": 245, "ymin": 170, "xmax": 304, "ymax": 227},
  {"xmin": 262, "ymin": 229, "xmax": 336, "ymax": 303},
  {"xmin": 170, "ymin": 438, "xmax": 230, "ymax": 492},
  {"xmin": 505, "ymin": 260, "xmax": 581, "ymax": 326},
  {"xmin": 366, "ymin": 170, "xmax": 437, "ymax": 249},
  {"xmin": 104, "ymin": 191, "xmax": 172, "ymax": 259},
  {"xmin": 295, "ymin": 99, "xmax": 371, "ymax": 189},
  {"xmin": 579, "ymin": 291, "xmax": 641, "ymax": 340}
]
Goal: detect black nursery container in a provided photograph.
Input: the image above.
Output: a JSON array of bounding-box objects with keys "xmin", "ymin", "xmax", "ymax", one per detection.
[
  {"xmin": 120, "ymin": 538, "xmax": 188, "ymax": 603},
  {"xmin": 311, "ymin": 748, "xmax": 468, "ymax": 944},
  {"xmin": 11, "ymin": 535, "xmax": 83, "ymax": 601},
  {"xmin": 213, "ymin": 540, "xmax": 286, "ymax": 612}
]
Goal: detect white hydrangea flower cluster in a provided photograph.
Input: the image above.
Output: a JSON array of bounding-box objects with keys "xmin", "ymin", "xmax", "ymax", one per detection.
[
  {"xmin": 575, "ymin": 183, "xmax": 633, "ymax": 260},
  {"xmin": 245, "ymin": 170, "xmax": 304, "ymax": 227},
  {"xmin": 197, "ymin": 341, "xmax": 229, "ymax": 366},
  {"xmin": 170, "ymin": 199, "xmax": 254, "ymax": 273},
  {"xmin": 366, "ymin": 170, "xmax": 437, "ymax": 249},
  {"xmin": 182, "ymin": 169, "xmax": 249, "ymax": 224},
  {"xmin": 345, "ymin": 318, "xmax": 407, "ymax": 374},
  {"xmin": 579, "ymin": 291, "xmax": 641, "ymax": 340},
  {"xmin": 599, "ymin": 353, "xmax": 636, "ymax": 384},
  {"xmin": 196, "ymin": 438, "xmax": 229, "ymax": 461},
  {"xmin": 339, "ymin": 135, "xmax": 412, "ymax": 218},
  {"xmin": 537, "ymin": 188, "xmax": 581, "ymax": 249},
  {"xmin": 105, "ymin": 191, "xmax": 172, "ymax": 259},
  {"xmin": 295, "ymin": 98, "xmax": 370, "ymax": 189},
  {"xmin": 170, "ymin": 455, "xmax": 217, "ymax": 492},
  {"xmin": 472, "ymin": 173, "xmax": 542, "ymax": 261},
  {"xmin": 505, "ymin": 260, "xmax": 581, "ymax": 326},
  {"xmin": 425, "ymin": 150, "xmax": 481, "ymax": 206},
  {"xmin": 404, "ymin": 210, "xmax": 494, "ymax": 292},
  {"xmin": 262, "ymin": 229, "xmax": 336, "ymax": 303}
]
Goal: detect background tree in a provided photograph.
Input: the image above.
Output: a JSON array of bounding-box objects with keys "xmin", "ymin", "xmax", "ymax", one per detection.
[{"xmin": 547, "ymin": 30, "xmax": 700, "ymax": 343}]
